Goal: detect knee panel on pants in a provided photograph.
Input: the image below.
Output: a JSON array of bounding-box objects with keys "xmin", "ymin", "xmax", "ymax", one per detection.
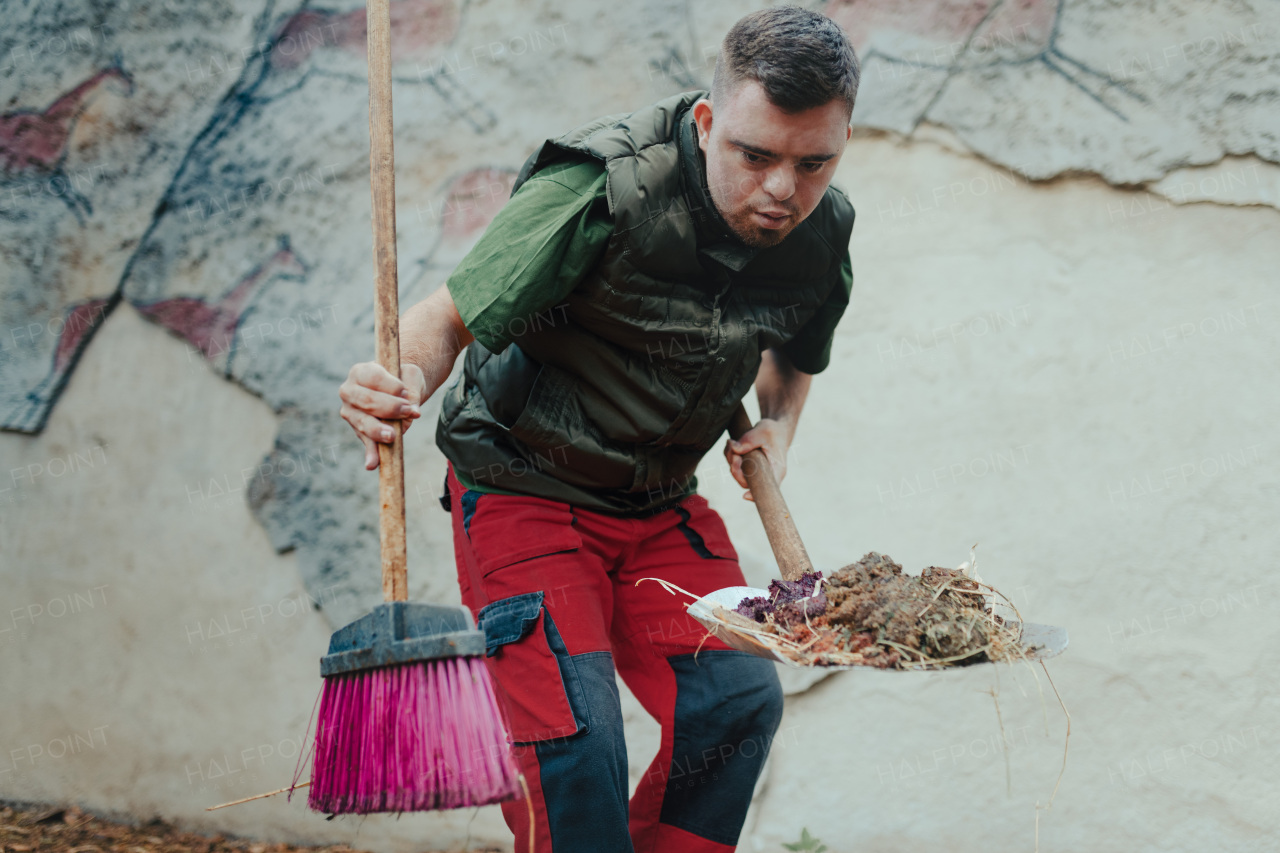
[
  {"xmin": 532, "ymin": 652, "xmax": 632, "ymax": 851},
  {"xmin": 660, "ymin": 650, "xmax": 785, "ymax": 846},
  {"xmin": 480, "ymin": 593, "xmax": 634, "ymax": 851}
]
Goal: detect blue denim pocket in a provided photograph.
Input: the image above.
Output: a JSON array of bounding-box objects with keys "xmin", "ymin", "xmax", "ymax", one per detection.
[
  {"xmin": 476, "ymin": 590, "xmax": 591, "ymax": 741},
  {"xmin": 476, "ymin": 590, "xmax": 544, "ymax": 657}
]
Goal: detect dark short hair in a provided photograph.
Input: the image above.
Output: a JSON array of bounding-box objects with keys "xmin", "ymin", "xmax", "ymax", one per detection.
[{"xmin": 711, "ymin": 5, "xmax": 860, "ymax": 118}]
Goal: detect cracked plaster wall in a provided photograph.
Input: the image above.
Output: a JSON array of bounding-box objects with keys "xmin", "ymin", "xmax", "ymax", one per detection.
[{"xmin": 1, "ymin": 1, "xmax": 1278, "ymax": 851}]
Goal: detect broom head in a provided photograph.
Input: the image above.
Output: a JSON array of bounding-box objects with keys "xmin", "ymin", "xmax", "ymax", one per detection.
[{"xmin": 309, "ymin": 602, "xmax": 520, "ymax": 813}]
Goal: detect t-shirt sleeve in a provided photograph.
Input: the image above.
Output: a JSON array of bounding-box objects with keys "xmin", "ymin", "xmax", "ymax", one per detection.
[
  {"xmin": 446, "ymin": 158, "xmax": 612, "ymax": 354},
  {"xmin": 778, "ymin": 250, "xmax": 853, "ymax": 375}
]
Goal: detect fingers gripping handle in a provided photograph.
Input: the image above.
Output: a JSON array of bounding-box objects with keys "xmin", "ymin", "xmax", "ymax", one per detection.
[
  {"xmin": 729, "ymin": 403, "xmax": 814, "ymax": 583},
  {"xmin": 367, "ymin": 0, "xmax": 407, "ymax": 603}
]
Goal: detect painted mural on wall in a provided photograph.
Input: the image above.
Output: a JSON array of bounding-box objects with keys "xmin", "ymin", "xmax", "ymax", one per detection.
[
  {"xmin": 1, "ymin": 0, "xmax": 498, "ymax": 435},
  {"xmin": 0, "ymin": 0, "xmax": 521, "ymax": 625},
  {"xmin": 826, "ymin": 0, "xmax": 1146, "ymax": 123},
  {"xmin": 823, "ymin": 0, "xmax": 1279, "ymax": 180},
  {"xmin": 1, "ymin": 62, "xmax": 136, "ymax": 220},
  {"xmin": 1, "ymin": 0, "xmax": 1277, "ymax": 626}
]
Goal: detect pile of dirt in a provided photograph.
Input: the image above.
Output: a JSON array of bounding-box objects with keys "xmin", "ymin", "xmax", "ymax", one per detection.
[{"xmin": 734, "ymin": 551, "xmax": 1020, "ymax": 669}]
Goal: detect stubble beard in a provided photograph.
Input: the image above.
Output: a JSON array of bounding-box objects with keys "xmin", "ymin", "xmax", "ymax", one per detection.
[
  {"xmin": 707, "ymin": 180, "xmax": 798, "ymax": 249},
  {"xmin": 723, "ymin": 208, "xmax": 795, "ymax": 248}
]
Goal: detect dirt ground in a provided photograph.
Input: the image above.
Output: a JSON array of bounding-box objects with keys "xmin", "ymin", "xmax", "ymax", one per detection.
[{"xmin": 0, "ymin": 803, "xmax": 499, "ymax": 853}]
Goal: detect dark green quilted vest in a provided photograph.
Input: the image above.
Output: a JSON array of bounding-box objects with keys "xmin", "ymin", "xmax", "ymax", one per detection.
[{"xmin": 436, "ymin": 90, "xmax": 854, "ymax": 514}]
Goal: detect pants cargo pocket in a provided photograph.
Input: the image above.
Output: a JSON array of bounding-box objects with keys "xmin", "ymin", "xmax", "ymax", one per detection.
[
  {"xmin": 477, "ymin": 590, "xmax": 590, "ymax": 744},
  {"xmin": 465, "ymin": 493, "xmax": 582, "ymax": 574}
]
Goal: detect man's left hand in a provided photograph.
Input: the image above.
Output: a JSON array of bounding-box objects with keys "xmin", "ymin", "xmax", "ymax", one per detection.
[{"xmin": 724, "ymin": 418, "xmax": 790, "ymax": 502}]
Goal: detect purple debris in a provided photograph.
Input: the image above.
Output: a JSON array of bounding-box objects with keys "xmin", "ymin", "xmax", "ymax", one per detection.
[
  {"xmin": 735, "ymin": 596, "xmax": 774, "ymax": 622},
  {"xmin": 735, "ymin": 571, "xmax": 827, "ymax": 623},
  {"xmin": 767, "ymin": 571, "xmax": 823, "ymax": 604}
]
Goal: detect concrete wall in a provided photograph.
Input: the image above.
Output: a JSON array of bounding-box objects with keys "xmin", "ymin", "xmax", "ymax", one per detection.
[{"xmin": 2, "ymin": 1, "xmax": 1277, "ymax": 851}]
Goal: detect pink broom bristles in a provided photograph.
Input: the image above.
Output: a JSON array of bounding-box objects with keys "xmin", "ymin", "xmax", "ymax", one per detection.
[{"xmin": 308, "ymin": 656, "xmax": 520, "ymax": 813}]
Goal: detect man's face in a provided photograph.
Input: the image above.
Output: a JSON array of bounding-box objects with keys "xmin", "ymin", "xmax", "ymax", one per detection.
[{"xmin": 694, "ymin": 81, "xmax": 851, "ymax": 248}]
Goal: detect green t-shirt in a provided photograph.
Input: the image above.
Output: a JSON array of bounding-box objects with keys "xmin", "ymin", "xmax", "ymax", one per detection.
[
  {"xmin": 444, "ymin": 156, "xmax": 852, "ymax": 493},
  {"xmin": 447, "ymin": 159, "xmax": 612, "ymax": 355}
]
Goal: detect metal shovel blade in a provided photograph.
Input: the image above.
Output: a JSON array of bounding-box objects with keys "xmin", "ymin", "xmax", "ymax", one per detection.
[{"xmin": 687, "ymin": 586, "xmax": 1069, "ymax": 671}]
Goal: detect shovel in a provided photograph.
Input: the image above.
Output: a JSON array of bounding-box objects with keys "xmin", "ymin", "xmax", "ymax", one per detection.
[{"xmin": 686, "ymin": 402, "xmax": 1068, "ymax": 669}]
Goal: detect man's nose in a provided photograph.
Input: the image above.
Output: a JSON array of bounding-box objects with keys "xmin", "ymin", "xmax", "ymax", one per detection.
[{"xmin": 762, "ymin": 165, "xmax": 795, "ymax": 202}]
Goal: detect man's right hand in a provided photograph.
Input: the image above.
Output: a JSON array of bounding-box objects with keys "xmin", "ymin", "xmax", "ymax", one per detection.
[{"xmin": 339, "ymin": 362, "xmax": 426, "ymax": 470}]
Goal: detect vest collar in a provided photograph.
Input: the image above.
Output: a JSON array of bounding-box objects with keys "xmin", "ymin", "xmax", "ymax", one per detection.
[{"xmin": 676, "ymin": 103, "xmax": 760, "ymax": 273}]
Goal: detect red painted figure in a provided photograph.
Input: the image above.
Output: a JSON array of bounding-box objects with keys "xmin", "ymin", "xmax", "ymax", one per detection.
[
  {"xmin": 135, "ymin": 237, "xmax": 307, "ymax": 369},
  {"xmin": 438, "ymin": 168, "xmax": 518, "ymax": 244},
  {"xmin": 269, "ymin": 0, "xmax": 460, "ymax": 70},
  {"xmin": 0, "ymin": 63, "xmax": 134, "ymax": 175},
  {"xmin": 0, "ymin": 62, "xmax": 134, "ymax": 218},
  {"xmin": 265, "ymin": 0, "xmax": 490, "ymax": 130}
]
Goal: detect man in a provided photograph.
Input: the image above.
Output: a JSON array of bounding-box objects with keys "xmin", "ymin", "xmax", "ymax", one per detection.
[{"xmin": 339, "ymin": 6, "xmax": 859, "ymax": 851}]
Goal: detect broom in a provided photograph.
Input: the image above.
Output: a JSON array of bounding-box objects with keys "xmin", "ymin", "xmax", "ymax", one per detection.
[{"xmin": 306, "ymin": 0, "xmax": 520, "ymax": 814}]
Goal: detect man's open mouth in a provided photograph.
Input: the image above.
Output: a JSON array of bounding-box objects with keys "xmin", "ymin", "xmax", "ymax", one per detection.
[{"xmin": 754, "ymin": 210, "xmax": 791, "ymax": 228}]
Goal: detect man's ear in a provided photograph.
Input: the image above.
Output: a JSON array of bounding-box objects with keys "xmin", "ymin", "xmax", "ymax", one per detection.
[{"xmin": 692, "ymin": 98, "xmax": 713, "ymax": 153}]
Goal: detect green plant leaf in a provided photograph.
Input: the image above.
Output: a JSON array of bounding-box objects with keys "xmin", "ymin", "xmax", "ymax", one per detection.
[{"xmin": 783, "ymin": 828, "xmax": 827, "ymax": 851}]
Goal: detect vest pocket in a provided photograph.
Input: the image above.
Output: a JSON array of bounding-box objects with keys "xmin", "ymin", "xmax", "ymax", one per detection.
[
  {"xmin": 480, "ymin": 344, "xmax": 541, "ymax": 430},
  {"xmin": 476, "ymin": 591, "xmax": 588, "ymax": 743},
  {"xmin": 503, "ymin": 364, "xmax": 568, "ymax": 449}
]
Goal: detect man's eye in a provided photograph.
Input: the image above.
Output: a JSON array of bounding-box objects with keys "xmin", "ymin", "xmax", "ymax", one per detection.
[
  {"xmin": 741, "ymin": 151, "xmax": 765, "ymax": 165},
  {"xmin": 801, "ymin": 161, "xmax": 826, "ymax": 173}
]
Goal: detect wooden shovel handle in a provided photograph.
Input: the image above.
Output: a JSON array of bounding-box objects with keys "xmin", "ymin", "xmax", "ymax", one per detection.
[
  {"xmin": 729, "ymin": 402, "xmax": 813, "ymax": 583},
  {"xmin": 366, "ymin": 0, "xmax": 407, "ymax": 603}
]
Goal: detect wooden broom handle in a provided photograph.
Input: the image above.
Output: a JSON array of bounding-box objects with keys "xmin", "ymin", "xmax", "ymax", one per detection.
[
  {"xmin": 729, "ymin": 402, "xmax": 813, "ymax": 582},
  {"xmin": 367, "ymin": 0, "xmax": 408, "ymax": 603}
]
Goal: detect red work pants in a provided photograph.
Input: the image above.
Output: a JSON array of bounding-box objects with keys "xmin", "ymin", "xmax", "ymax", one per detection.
[{"xmin": 445, "ymin": 465, "xmax": 784, "ymax": 853}]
